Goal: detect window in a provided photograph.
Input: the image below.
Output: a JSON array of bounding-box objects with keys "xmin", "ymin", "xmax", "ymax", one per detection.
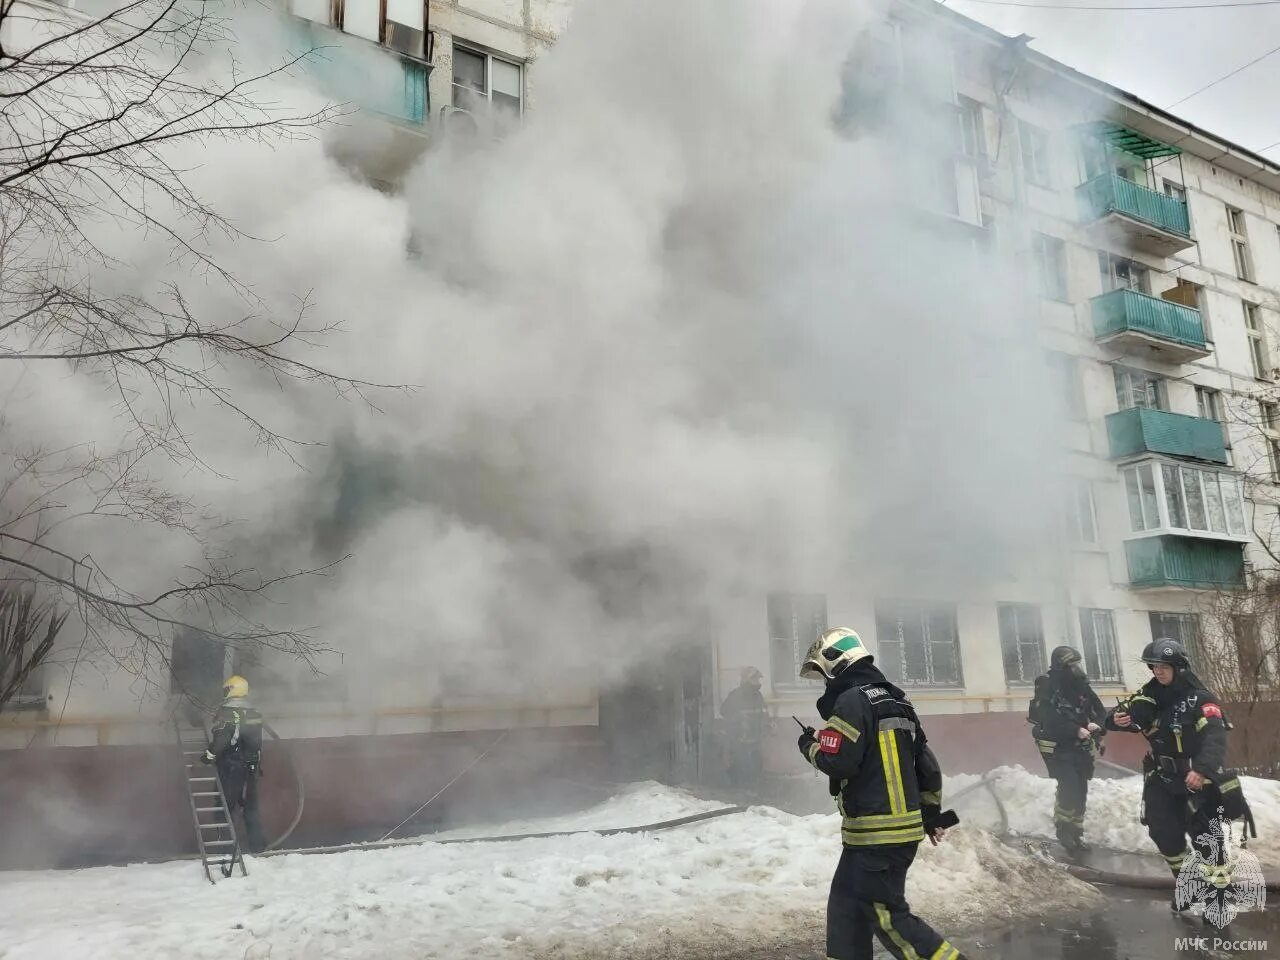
[
  {"xmin": 1121, "ymin": 462, "xmax": 1246, "ymax": 537},
  {"xmin": 452, "ymin": 44, "xmax": 523, "ymax": 119},
  {"xmin": 1065, "ymin": 479, "xmax": 1098, "ymax": 544},
  {"xmin": 1228, "ymin": 206, "xmax": 1254, "ymax": 281},
  {"xmin": 1114, "ymin": 366, "xmax": 1166, "ymax": 411},
  {"xmin": 1263, "ymin": 401, "xmax": 1280, "ymax": 433},
  {"xmin": 170, "ymin": 628, "xmax": 227, "ymax": 700},
  {"xmin": 1269, "ymin": 437, "xmax": 1280, "ymax": 482},
  {"xmin": 1196, "ymin": 386, "xmax": 1223, "ymax": 422},
  {"xmin": 1149, "ymin": 611, "xmax": 1201, "ymax": 666},
  {"xmin": 291, "ymin": 0, "xmax": 427, "ymax": 58},
  {"xmin": 1078, "ymin": 609, "xmax": 1121, "ymax": 683},
  {"xmin": 1196, "ymin": 385, "xmax": 1230, "ymax": 461},
  {"xmin": 1231, "ymin": 616, "xmax": 1271, "ymax": 688},
  {"xmin": 957, "ymin": 97, "xmax": 986, "ymax": 159},
  {"xmin": 874, "ymin": 600, "xmax": 963, "ymax": 687},
  {"xmin": 1244, "ymin": 302, "xmax": 1268, "ymax": 379},
  {"xmin": 1098, "ymin": 252, "xmax": 1150, "ymax": 295},
  {"xmin": 1048, "ymin": 352, "xmax": 1084, "ymax": 421},
  {"xmin": 1019, "ymin": 121, "xmax": 1052, "ymax": 186},
  {"xmin": 998, "ymin": 603, "xmax": 1045, "ymax": 685},
  {"xmin": 767, "ymin": 592, "xmax": 828, "ymax": 691},
  {"xmin": 1033, "ymin": 233, "xmax": 1068, "ymax": 300},
  {"xmin": 1163, "ymin": 180, "xmax": 1187, "ymax": 203}
]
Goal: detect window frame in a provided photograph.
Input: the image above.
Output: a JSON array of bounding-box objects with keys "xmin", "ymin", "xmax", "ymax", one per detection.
[
  {"xmin": 451, "ymin": 42, "xmax": 525, "ymax": 117},
  {"xmin": 874, "ymin": 599, "xmax": 964, "ymax": 688},
  {"xmin": 1244, "ymin": 301, "xmax": 1269, "ymax": 379},
  {"xmin": 1228, "ymin": 206, "xmax": 1254, "ymax": 282},
  {"xmin": 1065, "ymin": 478, "xmax": 1099, "ymax": 544},
  {"xmin": 1120, "ymin": 459, "xmax": 1248, "ymax": 540},
  {"xmin": 1033, "ymin": 232, "xmax": 1068, "ymax": 301},
  {"xmin": 291, "ymin": 0, "xmax": 429, "ymax": 60},
  {"xmin": 998, "ymin": 602, "xmax": 1046, "ymax": 686},
  {"xmin": 1113, "ymin": 365, "xmax": 1167, "ymax": 411},
  {"xmin": 1019, "ymin": 121, "xmax": 1053, "ymax": 187},
  {"xmin": 1078, "ymin": 608, "xmax": 1122, "ymax": 683},
  {"xmin": 767, "ymin": 592, "xmax": 828, "ymax": 693},
  {"xmin": 1162, "ymin": 179, "xmax": 1187, "ymax": 202}
]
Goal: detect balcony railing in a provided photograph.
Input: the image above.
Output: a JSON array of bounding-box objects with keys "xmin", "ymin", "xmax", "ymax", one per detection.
[
  {"xmin": 1078, "ymin": 174, "xmax": 1191, "ymax": 238},
  {"xmin": 1091, "ymin": 288, "xmax": 1208, "ymax": 354},
  {"xmin": 1125, "ymin": 536, "xmax": 1245, "ymax": 590},
  {"xmin": 1106, "ymin": 407, "xmax": 1228, "ymax": 464},
  {"xmin": 289, "ymin": 20, "xmax": 429, "ymax": 125}
]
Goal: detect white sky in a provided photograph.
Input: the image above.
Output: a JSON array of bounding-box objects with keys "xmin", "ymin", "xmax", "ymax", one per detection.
[{"xmin": 939, "ymin": 0, "xmax": 1280, "ymax": 158}]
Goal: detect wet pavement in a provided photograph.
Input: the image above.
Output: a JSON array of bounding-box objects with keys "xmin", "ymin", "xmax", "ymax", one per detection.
[
  {"xmin": 971, "ymin": 891, "xmax": 1278, "ymax": 959},
  {"xmin": 720, "ymin": 893, "xmax": 1277, "ymax": 959}
]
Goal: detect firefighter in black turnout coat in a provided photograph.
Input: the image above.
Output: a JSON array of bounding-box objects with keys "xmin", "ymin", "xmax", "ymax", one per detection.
[
  {"xmin": 1106, "ymin": 639, "xmax": 1250, "ymax": 911},
  {"xmin": 1028, "ymin": 645, "xmax": 1106, "ymax": 852},
  {"xmin": 796, "ymin": 628, "xmax": 967, "ymax": 960},
  {"xmin": 202, "ymin": 674, "xmax": 267, "ymax": 853}
]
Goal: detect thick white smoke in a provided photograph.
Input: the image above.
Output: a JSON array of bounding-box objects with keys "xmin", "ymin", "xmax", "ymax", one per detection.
[{"xmin": 7, "ymin": 0, "xmax": 1064, "ymax": 709}]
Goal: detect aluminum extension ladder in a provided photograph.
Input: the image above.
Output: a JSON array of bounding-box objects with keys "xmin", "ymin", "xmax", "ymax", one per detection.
[{"xmin": 173, "ymin": 717, "xmax": 247, "ymax": 882}]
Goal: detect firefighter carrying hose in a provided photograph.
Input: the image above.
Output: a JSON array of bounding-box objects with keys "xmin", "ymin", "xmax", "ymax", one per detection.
[
  {"xmin": 1028, "ymin": 645, "xmax": 1106, "ymax": 853},
  {"xmin": 796, "ymin": 627, "xmax": 968, "ymax": 960},
  {"xmin": 1106, "ymin": 638, "xmax": 1253, "ymax": 913}
]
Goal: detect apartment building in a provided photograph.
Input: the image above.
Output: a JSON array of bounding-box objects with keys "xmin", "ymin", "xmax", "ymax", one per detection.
[
  {"xmin": 737, "ymin": 1, "xmax": 1280, "ymax": 736},
  {"xmin": 5, "ymin": 0, "xmax": 1280, "ymax": 867}
]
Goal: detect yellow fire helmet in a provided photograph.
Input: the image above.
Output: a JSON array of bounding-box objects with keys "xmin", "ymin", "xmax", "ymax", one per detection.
[
  {"xmin": 800, "ymin": 627, "xmax": 872, "ymax": 681},
  {"xmin": 222, "ymin": 675, "xmax": 249, "ymax": 699}
]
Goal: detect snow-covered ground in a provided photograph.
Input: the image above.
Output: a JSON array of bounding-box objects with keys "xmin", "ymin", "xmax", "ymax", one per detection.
[
  {"xmin": 953, "ymin": 765, "xmax": 1280, "ymax": 867},
  {"xmin": 0, "ymin": 780, "xmax": 1101, "ymax": 960}
]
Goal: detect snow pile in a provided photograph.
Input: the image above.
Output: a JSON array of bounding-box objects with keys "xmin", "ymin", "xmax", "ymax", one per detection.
[
  {"xmin": 951, "ymin": 766, "xmax": 1280, "ymax": 865},
  {"xmin": 0, "ymin": 786, "xmax": 1097, "ymax": 960},
  {"xmin": 429, "ymin": 780, "xmax": 725, "ymax": 840}
]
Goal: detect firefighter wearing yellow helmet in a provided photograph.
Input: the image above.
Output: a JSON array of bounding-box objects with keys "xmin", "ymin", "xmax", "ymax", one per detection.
[
  {"xmin": 202, "ymin": 675, "xmax": 267, "ymax": 852},
  {"xmin": 797, "ymin": 628, "xmax": 968, "ymax": 960}
]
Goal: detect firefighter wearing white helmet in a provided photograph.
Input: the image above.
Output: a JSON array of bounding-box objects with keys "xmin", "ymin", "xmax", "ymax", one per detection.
[
  {"xmin": 797, "ymin": 628, "xmax": 968, "ymax": 960},
  {"xmin": 202, "ymin": 675, "xmax": 267, "ymax": 852}
]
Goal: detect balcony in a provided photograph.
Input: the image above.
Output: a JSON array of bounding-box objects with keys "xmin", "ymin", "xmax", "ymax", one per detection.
[
  {"xmin": 1125, "ymin": 536, "xmax": 1245, "ymax": 590},
  {"xmin": 1091, "ymin": 288, "xmax": 1209, "ymax": 362},
  {"xmin": 1077, "ymin": 174, "xmax": 1193, "ymax": 257},
  {"xmin": 1106, "ymin": 407, "xmax": 1227, "ymax": 464},
  {"xmin": 289, "ymin": 20, "xmax": 429, "ymax": 125}
]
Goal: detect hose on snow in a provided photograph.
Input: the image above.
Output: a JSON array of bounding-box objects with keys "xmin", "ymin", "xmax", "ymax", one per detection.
[{"xmin": 950, "ymin": 768, "xmax": 1280, "ymax": 894}]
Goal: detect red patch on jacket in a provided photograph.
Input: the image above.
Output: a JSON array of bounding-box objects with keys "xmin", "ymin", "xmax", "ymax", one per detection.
[
  {"xmin": 1202, "ymin": 703, "xmax": 1223, "ymax": 719},
  {"xmin": 819, "ymin": 730, "xmax": 843, "ymax": 754}
]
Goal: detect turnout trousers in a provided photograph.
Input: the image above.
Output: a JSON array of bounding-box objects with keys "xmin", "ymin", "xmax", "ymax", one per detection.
[{"xmin": 826, "ymin": 844, "xmax": 962, "ymax": 960}]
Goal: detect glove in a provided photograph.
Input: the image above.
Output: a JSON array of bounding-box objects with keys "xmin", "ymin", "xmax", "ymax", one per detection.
[
  {"xmin": 797, "ymin": 727, "xmax": 817, "ymax": 755},
  {"xmin": 201, "ymin": 749, "xmax": 216, "ymax": 765}
]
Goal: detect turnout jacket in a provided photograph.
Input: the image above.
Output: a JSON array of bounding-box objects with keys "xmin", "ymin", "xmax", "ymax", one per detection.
[
  {"xmin": 1028, "ymin": 668, "xmax": 1106, "ymax": 758},
  {"xmin": 802, "ymin": 662, "xmax": 943, "ymax": 847},
  {"xmin": 1105, "ymin": 675, "xmax": 1236, "ymax": 795},
  {"xmin": 206, "ymin": 697, "xmax": 263, "ymax": 766}
]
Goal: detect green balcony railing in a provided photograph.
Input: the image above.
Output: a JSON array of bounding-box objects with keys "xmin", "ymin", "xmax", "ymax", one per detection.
[
  {"xmin": 288, "ymin": 21, "xmax": 428, "ymax": 124},
  {"xmin": 1106, "ymin": 407, "xmax": 1228, "ymax": 464},
  {"xmin": 1078, "ymin": 174, "xmax": 1191, "ymax": 237},
  {"xmin": 1125, "ymin": 536, "xmax": 1245, "ymax": 590},
  {"xmin": 1091, "ymin": 288, "xmax": 1207, "ymax": 351}
]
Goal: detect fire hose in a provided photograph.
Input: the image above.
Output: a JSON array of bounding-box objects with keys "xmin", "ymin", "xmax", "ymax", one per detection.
[{"xmin": 953, "ymin": 769, "xmax": 1280, "ymax": 894}]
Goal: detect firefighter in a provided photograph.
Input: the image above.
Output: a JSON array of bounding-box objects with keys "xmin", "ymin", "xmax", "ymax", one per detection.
[
  {"xmin": 1028, "ymin": 645, "xmax": 1106, "ymax": 853},
  {"xmin": 202, "ymin": 674, "xmax": 267, "ymax": 853},
  {"xmin": 721, "ymin": 665, "xmax": 769, "ymax": 792},
  {"xmin": 1106, "ymin": 638, "xmax": 1249, "ymax": 912},
  {"xmin": 796, "ymin": 627, "xmax": 967, "ymax": 960}
]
